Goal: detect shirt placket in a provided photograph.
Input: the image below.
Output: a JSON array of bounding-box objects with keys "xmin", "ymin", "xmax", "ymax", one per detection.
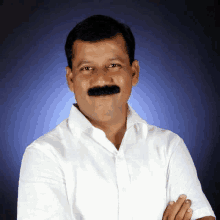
[{"xmin": 115, "ymin": 151, "xmax": 132, "ymax": 220}]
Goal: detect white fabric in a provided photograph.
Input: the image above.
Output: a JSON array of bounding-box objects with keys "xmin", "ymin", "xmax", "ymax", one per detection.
[{"xmin": 17, "ymin": 103, "xmax": 216, "ymax": 220}]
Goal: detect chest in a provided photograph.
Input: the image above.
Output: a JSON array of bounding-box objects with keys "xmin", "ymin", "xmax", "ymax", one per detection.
[{"xmin": 65, "ymin": 147, "xmax": 167, "ymax": 220}]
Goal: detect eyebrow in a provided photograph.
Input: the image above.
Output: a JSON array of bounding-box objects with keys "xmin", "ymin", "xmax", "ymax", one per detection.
[{"xmin": 76, "ymin": 56, "xmax": 125, "ymax": 68}]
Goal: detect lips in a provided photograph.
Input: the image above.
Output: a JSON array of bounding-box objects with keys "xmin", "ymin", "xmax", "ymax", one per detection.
[{"xmin": 92, "ymin": 93, "xmax": 116, "ymax": 98}]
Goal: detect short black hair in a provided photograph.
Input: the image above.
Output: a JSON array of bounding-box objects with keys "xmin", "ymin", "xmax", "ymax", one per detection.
[{"xmin": 65, "ymin": 15, "xmax": 135, "ymax": 69}]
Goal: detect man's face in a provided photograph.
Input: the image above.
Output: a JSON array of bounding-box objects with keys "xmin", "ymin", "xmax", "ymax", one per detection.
[{"xmin": 66, "ymin": 34, "xmax": 139, "ymax": 127}]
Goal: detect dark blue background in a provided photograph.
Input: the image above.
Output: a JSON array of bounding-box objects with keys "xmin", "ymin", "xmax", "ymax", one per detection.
[{"xmin": 1, "ymin": 0, "xmax": 219, "ymax": 219}]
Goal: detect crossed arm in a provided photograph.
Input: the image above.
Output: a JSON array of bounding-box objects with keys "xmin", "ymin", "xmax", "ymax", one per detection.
[
  {"xmin": 18, "ymin": 143, "xmax": 216, "ymax": 220},
  {"xmin": 197, "ymin": 217, "xmax": 215, "ymax": 220},
  {"xmin": 163, "ymin": 195, "xmax": 216, "ymax": 220}
]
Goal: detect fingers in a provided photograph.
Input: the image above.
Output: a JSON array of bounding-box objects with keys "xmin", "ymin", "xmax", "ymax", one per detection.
[
  {"xmin": 162, "ymin": 201, "xmax": 175, "ymax": 220},
  {"xmin": 183, "ymin": 207, "xmax": 193, "ymax": 220},
  {"xmin": 176, "ymin": 199, "xmax": 192, "ymax": 220},
  {"xmin": 163, "ymin": 194, "xmax": 193, "ymax": 220},
  {"xmin": 168, "ymin": 195, "xmax": 188, "ymax": 220}
]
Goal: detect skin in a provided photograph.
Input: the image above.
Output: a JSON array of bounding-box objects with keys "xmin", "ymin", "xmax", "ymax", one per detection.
[
  {"xmin": 163, "ymin": 195, "xmax": 215, "ymax": 220},
  {"xmin": 66, "ymin": 33, "xmax": 139, "ymax": 150}
]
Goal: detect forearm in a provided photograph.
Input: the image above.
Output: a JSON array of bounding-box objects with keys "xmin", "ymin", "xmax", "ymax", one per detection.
[{"xmin": 197, "ymin": 216, "xmax": 215, "ymax": 220}]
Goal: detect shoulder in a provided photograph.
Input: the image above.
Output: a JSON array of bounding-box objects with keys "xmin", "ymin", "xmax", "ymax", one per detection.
[
  {"xmin": 25, "ymin": 119, "xmax": 70, "ymax": 160},
  {"xmin": 144, "ymin": 124, "xmax": 183, "ymax": 156},
  {"xmin": 20, "ymin": 120, "xmax": 71, "ymax": 184},
  {"xmin": 146, "ymin": 124, "xmax": 182, "ymax": 145}
]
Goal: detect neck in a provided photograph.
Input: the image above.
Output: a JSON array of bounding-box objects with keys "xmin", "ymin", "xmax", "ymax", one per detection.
[
  {"xmin": 91, "ymin": 103, "xmax": 129, "ymax": 137},
  {"xmin": 75, "ymin": 102, "xmax": 129, "ymax": 149}
]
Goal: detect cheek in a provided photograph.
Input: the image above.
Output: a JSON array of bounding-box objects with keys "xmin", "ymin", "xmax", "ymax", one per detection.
[
  {"xmin": 74, "ymin": 77, "xmax": 89, "ymax": 92},
  {"xmin": 118, "ymin": 76, "xmax": 132, "ymax": 96},
  {"xmin": 119, "ymin": 73, "xmax": 132, "ymax": 87}
]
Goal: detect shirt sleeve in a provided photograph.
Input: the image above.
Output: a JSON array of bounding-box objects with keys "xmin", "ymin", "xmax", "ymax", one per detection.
[
  {"xmin": 17, "ymin": 144, "xmax": 74, "ymax": 220},
  {"xmin": 166, "ymin": 137, "xmax": 216, "ymax": 220}
]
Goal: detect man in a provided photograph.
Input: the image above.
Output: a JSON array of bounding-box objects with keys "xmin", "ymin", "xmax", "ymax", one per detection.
[{"xmin": 17, "ymin": 15, "xmax": 216, "ymax": 220}]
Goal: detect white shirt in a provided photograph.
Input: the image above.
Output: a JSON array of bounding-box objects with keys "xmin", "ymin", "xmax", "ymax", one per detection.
[{"xmin": 17, "ymin": 103, "xmax": 216, "ymax": 220}]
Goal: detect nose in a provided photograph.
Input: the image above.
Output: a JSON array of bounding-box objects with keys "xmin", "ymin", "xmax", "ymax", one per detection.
[{"xmin": 92, "ymin": 68, "xmax": 113, "ymax": 86}]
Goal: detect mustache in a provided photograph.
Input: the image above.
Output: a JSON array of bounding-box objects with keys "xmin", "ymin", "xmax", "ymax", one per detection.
[{"xmin": 88, "ymin": 85, "xmax": 120, "ymax": 96}]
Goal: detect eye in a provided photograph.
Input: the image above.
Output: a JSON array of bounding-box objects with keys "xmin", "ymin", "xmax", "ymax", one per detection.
[
  {"xmin": 80, "ymin": 66, "xmax": 93, "ymax": 71},
  {"xmin": 109, "ymin": 63, "xmax": 121, "ymax": 68}
]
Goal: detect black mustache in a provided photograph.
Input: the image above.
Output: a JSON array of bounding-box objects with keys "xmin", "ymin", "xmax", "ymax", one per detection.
[{"xmin": 88, "ymin": 85, "xmax": 120, "ymax": 96}]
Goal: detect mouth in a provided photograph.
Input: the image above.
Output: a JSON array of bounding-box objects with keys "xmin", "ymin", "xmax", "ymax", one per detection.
[{"xmin": 91, "ymin": 93, "xmax": 117, "ymax": 98}]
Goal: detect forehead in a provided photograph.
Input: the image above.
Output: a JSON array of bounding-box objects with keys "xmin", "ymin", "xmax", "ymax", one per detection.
[{"xmin": 72, "ymin": 34, "xmax": 129, "ymax": 61}]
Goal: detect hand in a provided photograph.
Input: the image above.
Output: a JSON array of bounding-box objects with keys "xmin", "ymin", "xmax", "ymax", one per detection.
[{"xmin": 162, "ymin": 194, "xmax": 193, "ymax": 220}]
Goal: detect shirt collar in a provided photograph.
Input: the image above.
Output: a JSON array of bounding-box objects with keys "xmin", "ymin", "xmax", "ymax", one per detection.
[{"xmin": 68, "ymin": 102, "xmax": 148, "ymax": 139}]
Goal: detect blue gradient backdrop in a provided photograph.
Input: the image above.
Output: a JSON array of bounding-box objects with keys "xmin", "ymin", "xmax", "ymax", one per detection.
[{"xmin": 1, "ymin": 0, "xmax": 219, "ymax": 219}]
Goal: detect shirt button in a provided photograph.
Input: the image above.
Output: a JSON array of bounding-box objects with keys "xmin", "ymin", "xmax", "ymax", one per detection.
[{"xmin": 122, "ymin": 187, "xmax": 126, "ymax": 192}]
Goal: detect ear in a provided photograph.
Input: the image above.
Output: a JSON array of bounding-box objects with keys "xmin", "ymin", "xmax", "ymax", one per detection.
[
  {"xmin": 66, "ymin": 67, "xmax": 75, "ymax": 93},
  {"xmin": 131, "ymin": 60, "xmax": 140, "ymax": 87}
]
